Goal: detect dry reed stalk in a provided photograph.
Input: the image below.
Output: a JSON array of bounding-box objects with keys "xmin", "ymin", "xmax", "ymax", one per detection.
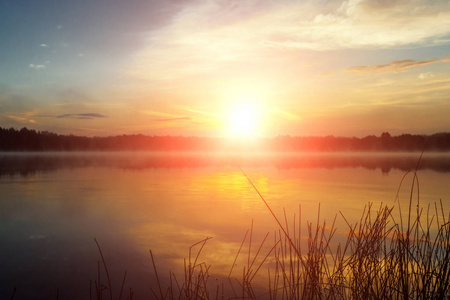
[{"xmin": 89, "ymin": 152, "xmax": 450, "ymax": 300}]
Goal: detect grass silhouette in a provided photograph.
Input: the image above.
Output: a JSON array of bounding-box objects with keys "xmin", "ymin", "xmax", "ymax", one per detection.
[{"xmin": 89, "ymin": 157, "xmax": 450, "ymax": 300}]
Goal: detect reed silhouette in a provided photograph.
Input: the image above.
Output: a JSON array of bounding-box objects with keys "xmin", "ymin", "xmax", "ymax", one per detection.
[{"xmin": 88, "ymin": 154, "xmax": 450, "ymax": 300}]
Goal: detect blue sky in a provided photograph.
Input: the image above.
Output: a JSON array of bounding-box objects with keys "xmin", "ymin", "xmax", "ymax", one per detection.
[{"xmin": 1, "ymin": 0, "xmax": 450, "ymax": 137}]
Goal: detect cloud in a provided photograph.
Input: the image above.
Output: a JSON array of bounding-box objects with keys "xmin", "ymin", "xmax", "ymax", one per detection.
[
  {"xmin": 156, "ymin": 117, "xmax": 191, "ymax": 122},
  {"xmin": 128, "ymin": 0, "xmax": 450, "ymax": 83},
  {"xmin": 56, "ymin": 113, "xmax": 107, "ymax": 120},
  {"xmin": 309, "ymin": 0, "xmax": 450, "ymax": 48},
  {"xmin": 176, "ymin": 105, "xmax": 215, "ymax": 116},
  {"xmin": 39, "ymin": 44, "xmax": 50, "ymax": 48},
  {"xmin": 347, "ymin": 55, "xmax": 450, "ymax": 73},
  {"xmin": 8, "ymin": 115, "xmax": 36, "ymax": 124},
  {"xmin": 56, "ymin": 25, "xmax": 63, "ymax": 30},
  {"xmin": 271, "ymin": 109, "xmax": 302, "ymax": 121},
  {"xmin": 164, "ymin": 0, "xmax": 450, "ymax": 52},
  {"xmin": 139, "ymin": 110, "xmax": 194, "ymax": 123},
  {"xmin": 419, "ymin": 72, "xmax": 435, "ymax": 80},
  {"xmin": 29, "ymin": 64, "xmax": 46, "ymax": 70}
]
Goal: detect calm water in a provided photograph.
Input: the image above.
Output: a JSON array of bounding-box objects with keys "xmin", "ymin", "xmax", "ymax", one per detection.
[{"xmin": 1, "ymin": 152, "xmax": 450, "ymax": 299}]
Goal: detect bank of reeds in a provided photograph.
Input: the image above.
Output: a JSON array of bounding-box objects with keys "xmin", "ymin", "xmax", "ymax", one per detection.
[{"xmin": 92, "ymin": 169, "xmax": 450, "ymax": 300}]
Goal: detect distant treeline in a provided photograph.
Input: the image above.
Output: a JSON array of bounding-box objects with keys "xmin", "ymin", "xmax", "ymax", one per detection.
[{"xmin": 1, "ymin": 127, "xmax": 450, "ymax": 152}]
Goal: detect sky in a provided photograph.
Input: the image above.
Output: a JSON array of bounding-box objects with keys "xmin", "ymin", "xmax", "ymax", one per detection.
[{"xmin": 1, "ymin": 0, "xmax": 450, "ymax": 138}]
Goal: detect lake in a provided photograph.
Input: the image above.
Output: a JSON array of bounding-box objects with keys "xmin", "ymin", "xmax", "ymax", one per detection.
[{"xmin": 1, "ymin": 152, "xmax": 450, "ymax": 299}]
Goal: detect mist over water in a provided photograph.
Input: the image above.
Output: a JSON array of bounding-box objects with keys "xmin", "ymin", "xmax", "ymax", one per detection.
[{"xmin": 1, "ymin": 152, "xmax": 449, "ymax": 299}]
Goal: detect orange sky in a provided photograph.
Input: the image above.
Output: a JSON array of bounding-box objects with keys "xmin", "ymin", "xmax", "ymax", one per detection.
[{"xmin": 1, "ymin": 0, "xmax": 450, "ymax": 137}]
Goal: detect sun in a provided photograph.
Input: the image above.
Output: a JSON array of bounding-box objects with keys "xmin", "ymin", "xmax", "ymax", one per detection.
[{"xmin": 225, "ymin": 102, "xmax": 260, "ymax": 138}]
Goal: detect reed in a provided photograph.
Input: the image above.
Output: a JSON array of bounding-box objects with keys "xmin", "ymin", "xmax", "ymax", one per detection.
[{"xmin": 91, "ymin": 166, "xmax": 450, "ymax": 300}]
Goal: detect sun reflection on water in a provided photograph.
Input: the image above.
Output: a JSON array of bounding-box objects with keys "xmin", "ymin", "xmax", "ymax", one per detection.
[{"xmin": 1, "ymin": 152, "xmax": 450, "ymax": 298}]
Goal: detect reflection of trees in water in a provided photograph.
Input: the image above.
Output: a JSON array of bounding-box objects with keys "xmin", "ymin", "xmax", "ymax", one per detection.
[
  {"xmin": 271, "ymin": 154, "xmax": 450, "ymax": 173},
  {"xmin": 1, "ymin": 153, "xmax": 450, "ymax": 177}
]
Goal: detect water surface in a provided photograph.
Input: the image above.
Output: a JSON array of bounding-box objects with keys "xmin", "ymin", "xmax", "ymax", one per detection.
[{"xmin": 1, "ymin": 152, "xmax": 449, "ymax": 299}]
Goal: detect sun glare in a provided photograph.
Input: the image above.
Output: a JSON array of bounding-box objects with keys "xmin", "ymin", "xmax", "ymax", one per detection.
[{"xmin": 226, "ymin": 102, "xmax": 260, "ymax": 138}]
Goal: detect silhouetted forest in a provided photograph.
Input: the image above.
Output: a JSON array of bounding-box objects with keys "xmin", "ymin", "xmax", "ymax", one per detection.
[{"xmin": 1, "ymin": 127, "xmax": 450, "ymax": 152}]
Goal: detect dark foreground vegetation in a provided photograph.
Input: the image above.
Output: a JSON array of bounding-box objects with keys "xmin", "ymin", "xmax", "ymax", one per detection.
[
  {"xmin": 1, "ymin": 127, "xmax": 450, "ymax": 151},
  {"xmin": 87, "ymin": 170, "xmax": 450, "ymax": 300}
]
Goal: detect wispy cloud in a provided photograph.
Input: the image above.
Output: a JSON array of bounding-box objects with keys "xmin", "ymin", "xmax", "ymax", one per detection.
[
  {"xmin": 156, "ymin": 117, "xmax": 191, "ymax": 122},
  {"xmin": 347, "ymin": 55, "xmax": 450, "ymax": 73},
  {"xmin": 419, "ymin": 72, "xmax": 435, "ymax": 80},
  {"xmin": 39, "ymin": 44, "xmax": 50, "ymax": 48},
  {"xmin": 129, "ymin": 0, "xmax": 450, "ymax": 82},
  {"xmin": 176, "ymin": 105, "xmax": 214, "ymax": 116},
  {"xmin": 29, "ymin": 64, "xmax": 46, "ymax": 70},
  {"xmin": 8, "ymin": 115, "xmax": 36, "ymax": 124},
  {"xmin": 271, "ymin": 109, "xmax": 302, "ymax": 121},
  {"xmin": 56, "ymin": 113, "xmax": 107, "ymax": 120},
  {"xmin": 141, "ymin": 110, "xmax": 192, "ymax": 122},
  {"xmin": 311, "ymin": 0, "xmax": 450, "ymax": 49},
  {"xmin": 142, "ymin": 110, "xmax": 182, "ymax": 118}
]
